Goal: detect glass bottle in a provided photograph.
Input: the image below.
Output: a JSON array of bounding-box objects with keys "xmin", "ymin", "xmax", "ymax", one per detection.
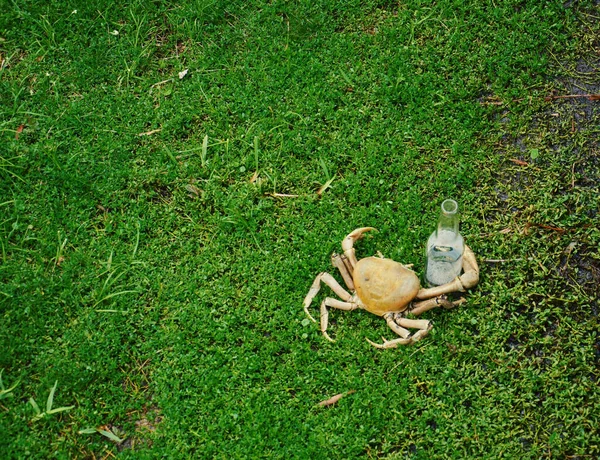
[{"xmin": 425, "ymin": 199, "xmax": 464, "ymax": 286}]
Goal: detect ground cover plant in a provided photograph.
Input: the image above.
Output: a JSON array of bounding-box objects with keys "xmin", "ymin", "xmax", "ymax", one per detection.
[{"xmin": 1, "ymin": 0, "xmax": 598, "ymax": 457}]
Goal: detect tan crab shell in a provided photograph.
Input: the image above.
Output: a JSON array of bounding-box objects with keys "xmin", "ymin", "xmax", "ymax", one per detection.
[{"xmin": 353, "ymin": 257, "xmax": 421, "ymax": 316}]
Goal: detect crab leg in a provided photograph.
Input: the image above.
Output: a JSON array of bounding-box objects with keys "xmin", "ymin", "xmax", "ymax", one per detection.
[
  {"xmin": 341, "ymin": 227, "xmax": 376, "ymax": 269},
  {"xmin": 303, "ymin": 272, "xmax": 353, "ymax": 323},
  {"xmin": 415, "ymin": 245, "xmax": 479, "ymax": 300},
  {"xmin": 386, "ymin": 313, "xmax": 411, "ymax": 338},
  {"xmin": 366, "ymin": 313, "xmax": 433, "ymax": 349},
  {"xmin": 409, "ymin": 297, "xmax": 466, "ymax": 316},
  {"xmin": 320, "ymin": 297, "xmax": 360, "ymax": 342},
  {"xmin": 395, "ymin": 317, "xmax": 431, "ymax": 331},
  {"xmin": 331, "ymin": 253, "xmax": 355, "ymax": 290}
]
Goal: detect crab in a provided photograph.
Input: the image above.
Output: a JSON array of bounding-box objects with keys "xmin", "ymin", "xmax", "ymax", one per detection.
[{"xmin": 303, "ymin": 227, "xmax": 479, "ymax": 349}]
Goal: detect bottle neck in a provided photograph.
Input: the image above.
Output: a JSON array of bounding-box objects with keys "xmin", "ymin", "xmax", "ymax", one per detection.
[
  {"xmin": 437, "ymin": 213, "xmax": 459, "ymax": 234},
  {"xmin": 436, "ymin": 199, "xmax": 460, "ymax": 235}
]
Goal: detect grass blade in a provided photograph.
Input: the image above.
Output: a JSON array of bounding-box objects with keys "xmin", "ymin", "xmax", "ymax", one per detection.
[
  {"xmin": 93, "ymin": 289, "xmax": 139, "ymax": 308},
  {"xmin": 132, "ymin": 222, "xmax": 140, "ymax": 259},
  {"xmin": 29, "ymin": 397, "xmax": 41, "ymax": 415},
  {"xmin": 98, "ymin": 429, "xmax": 125, "ymax": 443},
  {"xmin": 253, "ymin": 135, "xmax": 259, "ymax": 172},
  {"xmin": 201, "ymin": 134, "xmax": 208, "ymax": 167},
  {"xmin": 317, "ymin": 176, "xmax": 336, "ymax": 196},
  {"xmin": 47, "ymin": 405, "xmax": 75, "ymax": 415},
  {"xmin": 78, "ymin": 428, "xmax": 98, "ymax": 434},
  {"xmin": 46, "ymin": 380, "xmax": 58, "ymax": 412},
  {"xmin": 79, "ymin": 427, "xmax": 125, "ymax": 444},
  {"xmin": 0, "ymin": 369, "xmax": 19, "ymax": 399},
  {"xmin": 165, "ymin": 148, "xmax": 178, "ymax": 166}
]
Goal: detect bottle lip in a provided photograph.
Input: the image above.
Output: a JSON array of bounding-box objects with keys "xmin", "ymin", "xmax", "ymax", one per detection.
[{"xmin": 441, "ymin": 199, "xmax": 458, "ymax": 215}]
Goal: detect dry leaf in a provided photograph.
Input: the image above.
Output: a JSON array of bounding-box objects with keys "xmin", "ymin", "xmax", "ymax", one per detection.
[
  {"xmin": 249, "ymin": 171, "xmax": 259, "ymax": 184},
  {"xmin": 509, "ymin": 158, "xmax": 528, "ymax": 166},
  {"xmin": 499, "ymin": 228, "xmax": 512, "ymax": 234},
  {"xmin": 563, "ymin": 241, "xmax": 577, "ymax": 256},
  {"xmin": 15, "ymin": 124, "xmax": 25, "ymax": 140},
  {"xmin": 317, "ymin": 390, "xmax": 355, "ymax": 407},
  {"xmin": 317, "ymin": 177, "xmax": 335, "ymax": 196},
  {"xmin": 178, "ymin": 69, "xmax": 189, "ymax": 79},
  {"xmin": 185, "ymin": 184, "xmax": 201, "ymax": 196}
]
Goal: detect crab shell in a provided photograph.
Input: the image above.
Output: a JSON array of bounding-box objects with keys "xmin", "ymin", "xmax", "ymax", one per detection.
[{"xmin": 353, "ymin": 257, "xmax": 420, "ymax": 316}]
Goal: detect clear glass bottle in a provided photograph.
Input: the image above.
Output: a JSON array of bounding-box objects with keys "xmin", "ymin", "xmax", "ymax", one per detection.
[{"xmin": 425, "ymin": 199, "xmax": 464, "ymax": 286}]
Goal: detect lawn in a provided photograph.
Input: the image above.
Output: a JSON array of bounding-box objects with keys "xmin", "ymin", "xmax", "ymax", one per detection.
[{"xmin": 1, "ymin": 0, "xmax": 599, "ymax": 458}]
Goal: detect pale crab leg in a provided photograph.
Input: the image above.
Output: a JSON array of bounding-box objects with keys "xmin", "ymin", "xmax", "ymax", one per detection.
[
  {"xmin": 366, "ymin": 313, "xmax": 433, "ymax": 349},
  {"xmin": 341, "ymin": 227, "xmax": 376, "ymax": 269},
  {"xmin": 320, "ymin": 297, "xmax": 360, "ymax": 342},
  {"xmin": 303, "ymin": 272, "xmax": 353, "ymax": 323},
  {"xmin": 385, "ymin": 313, "xmax": 411, "ymax": 338},
  {"xmin": 331, "ymin": 253, "xmax": 355, "ymax": 290},
  {"xmin": 366, "ymin": 336, "xmax": 412, "ymax": 348},
  {"xmin": 397, "ymin": 317, "xmax": 432, "ymax": 344},
  {"xmin": 409, "ymin": 297, "xmax": 466, "ymax": 316},
  {"xmin": 415, "ymin": 245, "xmax": 480, "ymax": 300},
  {"xmin": 395, "ymin": 317, "xmax": 432, "ymax": 331}
]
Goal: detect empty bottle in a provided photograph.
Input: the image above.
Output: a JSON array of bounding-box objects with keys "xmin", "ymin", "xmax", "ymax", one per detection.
[{"xmin": 425, "ymin": 199, "xmax": 464, "ymax": 286}]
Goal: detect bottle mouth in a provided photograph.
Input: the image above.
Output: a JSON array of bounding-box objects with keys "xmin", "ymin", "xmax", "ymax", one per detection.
[{"xmin": 441, "ymin": 199, "xmax": 458, "ymax": 215}]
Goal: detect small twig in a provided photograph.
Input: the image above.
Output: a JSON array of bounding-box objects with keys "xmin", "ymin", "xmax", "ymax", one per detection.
[
  {"xmin": 524, "ymin": 222, "xmax": 566, "ymax": 234},
  {"xmin": 480, "ymin": 93, "xmax": 599, "ymax": 106},
  {"xmin": 138, "ymin": 128, "xmax": 162, "ymax": 137},
  {"xmin": 150, "ymin": 78, "xmax": 172, "ymax": 88},
  {"xmin": 484, "ymin": 258, "xmax": 523, "ymax": 263},
  {"xmin": 544, "ymin": 93, "xmax": 600, "ymax": 101},
  {"xmin": 268, "ymin": 193, "xmax": 299, "ymax": 198},
  {"xmin": 317, "ymin": 390, "xmax": 356, "ymax": 407},
  {"xmin": 537, "ymin": 223, "xmax": 566, "ymax": 233},
  {"xmin": 385, "ymin": 345, "xmax": 428, "ymax": 376},
  {"xmin": 102, "ymin": 447, "xmax": 117, "ymax": 459},
  {"xmin": 571, "ymin": 161, "xmax": 579, "ymax": 188},
  {"xmin": 508, "ymin": 158, "xmax": 528, "ymax": 166}
]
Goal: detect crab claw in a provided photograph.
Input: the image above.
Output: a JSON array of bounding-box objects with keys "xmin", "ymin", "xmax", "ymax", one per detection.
[{"xmin": 341, "ymin": 227, "xmax": 377, "ymax": 268}]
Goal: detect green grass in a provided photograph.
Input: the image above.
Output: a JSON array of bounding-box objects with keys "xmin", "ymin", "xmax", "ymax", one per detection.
[{"xmin": 1, "ymin": 0, "xmax": 599, "ymax": 457}]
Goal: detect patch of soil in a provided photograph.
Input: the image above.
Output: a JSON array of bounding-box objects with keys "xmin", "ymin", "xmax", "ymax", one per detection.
[{"xmin": 486, "ymin": 10, "xmax": 599, "ymax": 299}]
